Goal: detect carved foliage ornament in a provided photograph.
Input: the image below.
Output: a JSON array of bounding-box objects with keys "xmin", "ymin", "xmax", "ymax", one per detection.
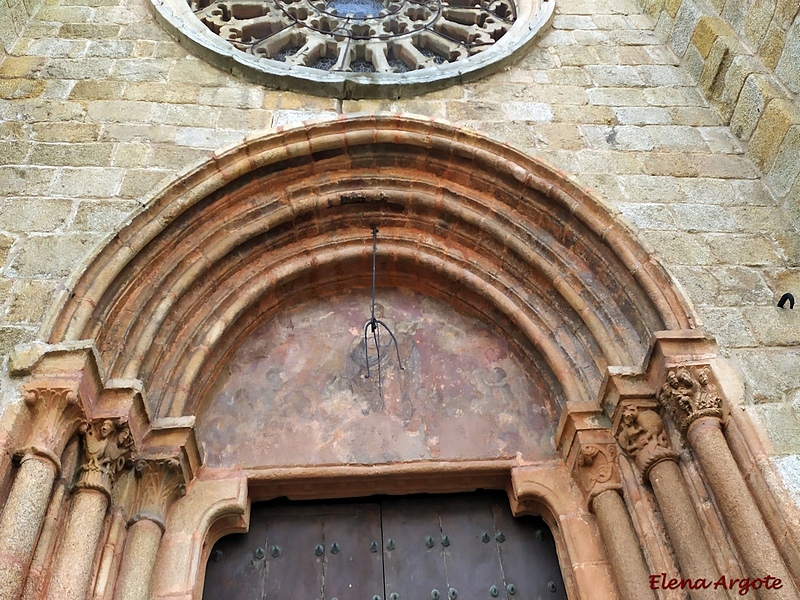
[
  {"xmin": 574, "ymin": 443, "xmax": 621, "ymax": 504},
  {"xmin": 130, "ymin": 458, "xmax": 187, "ymax": 530},
  {"xmin": 77, "ymin": 419, "xmax": 136, "ymax": 496},
  {"xmin": 616, "ymin": 404, "xmax": 678, "ymax": 480},
  {"xmin": 657, "ymin": 367, "xmax": 723, "ymax": 433},
  {"xmin": 20, "ymin": 387, "xmax": 84, "ymax": 468}
]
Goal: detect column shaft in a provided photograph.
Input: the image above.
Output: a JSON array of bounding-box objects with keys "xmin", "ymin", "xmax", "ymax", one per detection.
[
  {"xmin": 648, "ymin": 459, "xmax": 725, "ymax": 600},
  {"xmin": 45, "ymin": 489, "xmax": 109, "ymax": 600},
  {"xmin": 689, "ymin": 417, "xmax": 799, "ymax": 599},
  {"xmin": 114, "ymin": 519, "xmax": 164, "ymax": 600},
  {"xmin": 592, "ymin": 489, "xmax": 656, "ymax": 600},
  {"xmin": 0, "ymin": 454, "xmax": 58, "ymax": 600}
]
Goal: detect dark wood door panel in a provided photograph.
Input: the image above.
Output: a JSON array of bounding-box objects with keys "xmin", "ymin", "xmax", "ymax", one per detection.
[{"xmin": 203, "ymin": 493, "xmax": 567, "ymax": 600}]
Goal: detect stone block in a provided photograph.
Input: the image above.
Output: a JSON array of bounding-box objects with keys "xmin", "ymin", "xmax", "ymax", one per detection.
[
  {"xmin": 0, "ymin": 198, "xmax": 73, "ymax": 232},
  {"xmin": 111, "ymin": 143, "xmax": 148, "ymax": 168},
  {"xmin": 500, "ymin": 102, "xmax": 553, "ymax": 121},
  {"xmin": 59, "ymin": 23, "xmax": 121, "ymax": 39},
  {"xmin": 51, "ymin": 167, "xmax": 125, "ymax": 198},
  {"xmin": 743, "ymin": 0, "xmax": 777, "ymax": 48},
  {"xmin": 29, "ymin": 122, "xmax": 100, "ymax": 143},
  {"xmin": 766, "ymin": 125, "xmax": 800, "ymax": 197},
  {"xmin": 29, "ymin": 143, "xmax": 114, "ymax": 167},
  {"xmin": 7, "ymin": 233, "xmax": 101, "ymax": 278},
  {"xmin": 86, "ymin": 100, "xmax": 157, "ymax": 123},
  {"xmin": 670, "ymin": 0, "xmax": 704, "ymax": 56},
  {"xmin": 552, "ymin": 45, "xmax": 596, "ymax": 66},
  {"xmin": 775, "ymin": 0, "xmax": 800, "ymax": 27},
  {"xmin": 699, "ymin": 126, "xmax": 745, "ymax": 153},
  {"xmin": 753, "ymin": 403, "xmax": 800, "ymax": 453},
  {"xmin": 697, "ymin": 307, "xmax": 757, "ymax": 346},
  {"xmin": 670, "ymin": 203, "xmax": 738, "ymax": 231},
  {"xmin": 682, "ymin": 44, "xmax": 705, "ymax": 80},
  {"xmin": 747, "ymin": 98, "xmax": 800, "ymax": 172},
  {"xmin": 86, "ymin": 40, "xmax": 137, "ymax": 59},
  {"xmin": 670, "ymin": 265, "xmax": 774, "ymax": 306},
  {"xmin": 612, "ymin": 106, "xmax": 672, "ymax": 124},
  {"xmin": 122, "ymin": 82, "xmax": 201, "ymax": 104},
  {"xmin": 586, "ymin": 87, "xmax": 648, "ymax": 106},
  {"xmin": 0, "ymin": 327, "xmax": 35, "ymax": 356},
  {"xmin": 0, "ymin": 234, "xmax": 14, "ymax": 267},
  {"xmin": 0, "ymin": 142, "xmax": 30, "ymax": 165},
  {"xmin": 730, "ymin": 347, "xmax": 800, "ymax": 403},
  {"xmin": 0, "ymin": 166, "xmax": 55, "ymax": 196},
  {"xmin": 715, "ymin": 54, "xmax": 765, "ymax": 122},
  {"xmin": 654, "ymin": 12, "xmax": 674, "ymax": 40},
  {"xmin": 69, "ymin": 80, "xmax": 125, "ymax": 100},
  {"xmin": 722, "ymin": 0, "xmax": 749, "ymax": 32},
  {"xmin": 551, "ymin": 104, "xmax": 616, "ymax": 124},
  {"xmin": 644, "ymin": 86, "xmax": 704, "ymax": 106},
  {"xmin": 71, "ymin": 200, "xmax": 138, "ymax": 231},
  {"xmin": 5, "ymin": 279, "xmax": 58, "ymax": 325},
  {"xmin": 581, "ymin": 124, "xmax": 655, "ymax": 150},
  {"xmin": 704, "ymin": 233, "xmax": 784, "ymax": 265},
  {"xmin": 642, "ymin": 152, "xmax": 699, "ymax": 176},
  {"xmin": 650, "ymin": 124, "xmax": 708, "ymax": 151},
  {"xmin": 759, "ymin": 23, "xmax": 786, "ymax": 70},
  {"xmin": 668, "ymin": 106, "xmax": 722, "ymax": 126},
  {"xmin": 110, "ymin": 59, "xmax": 172, "ymax": 82},
  {"xmin": 168, "ymin": 59, "xmax": 231, "ymax": 87},
  {"xmin": 119, "ymin": 169, "xmax": 172, "ymax": 199},
  {"xmin": 0, "ymin": 79, "xmax": 46, "ymax": 100},
  {"xmin": 153, "ymin": 104, "xmax": 219, "ymax": 128},
  {"xmin": 691, "ymin": 16, "xmax": 736, "ymax": 58},
  {"xmin": 775, "ymin": 20, "xmax": 800, "ymax": 93},
  {"xmin": 0, "ymin": 56, "xmax": 47, "ymax": 78},
  {"xmin": 694, "ymin": 154, "xmax": 758, "ymax": 178},
  {"xmin": 665, "ymin": 0, "xmax": 682, "ymax": 18},
  {"xmin": 636, "ymin": 65, "xmax": 693, "ymax": 86},
  {"xmin": 586, "ymin": 64, "xmax": 645, "ymax": 86},
  {"xmin": 641, "ymin": 230, "xmax": 713, "ymax": 264},
  {"xmin": 616, "ymin": 202, "xmax": 678, "ymax": 229},
  {"xmin": 576, "ymin": 149, "xmax": 641, "ymax": 174},
  {"xmin": 742, "ymin": 306, "xmax": 800, "ymax": 346},
  {"xmin": 730, "ymin": 74, "xmax": 784, "ymax": 141},
  {"xmin": 618, "ymin": 174, "xmax": 685, "ymax": 202},
  {"xmin": 681, "ymin": 177, "xmax": 738, "ymax": 204},
  {"xmin": 41, "ymin": 58, "xmax": 114, "ymax": 80}
]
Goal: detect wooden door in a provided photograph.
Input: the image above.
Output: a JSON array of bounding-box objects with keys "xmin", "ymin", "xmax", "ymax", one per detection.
[{"xmin": 203, "ymin": 492, "xmax": 567, "ymax": 600}]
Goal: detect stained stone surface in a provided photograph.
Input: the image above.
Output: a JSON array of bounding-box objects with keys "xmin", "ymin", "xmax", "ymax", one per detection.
[{"xmin": 198, "ymin": 289, "xmax": 558, "ymax": 468}]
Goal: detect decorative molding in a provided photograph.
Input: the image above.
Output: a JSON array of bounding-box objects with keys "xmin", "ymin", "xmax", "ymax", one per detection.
[
  {"xmin": 657, "ymin": 366, "xmax": 723, "ymax": 434},
  {"xmin": 76, "ymin": 419, "xmax": 136, "ymax": 497},
  {"xmin": 129, "ymin": 458, "xmax": 187, "ymax": 531},
  {"xmin": 615, "ymin": 404, "xmax": 678, "ymax": 481}
]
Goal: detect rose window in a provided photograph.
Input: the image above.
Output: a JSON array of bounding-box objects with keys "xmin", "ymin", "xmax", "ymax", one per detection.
[
  {"xmin": 151, "ymin": 0, "xmax": 552, "ymax": 97},
  {"xmin": 189, "ymin": 0, "xmax": 517, "ymax": 73}
]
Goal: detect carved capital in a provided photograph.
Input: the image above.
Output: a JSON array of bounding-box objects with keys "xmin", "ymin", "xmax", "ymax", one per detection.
[
  {"xmin": 657, "ymin": 366, "xmax": 723, "ymax": 434},
  {"xmin": 615, "ymin": 403, "xmax": 679, "ymax": 481},
  {"xmin": 573, "ymin": 443, "xmax": 622, "ymax": 506},
  {"xmin": 129, "ymin": 458, "xmax": 187, "ymax": 531},
  {"xmin": 19, "ymin": 386, "xmax": 86, "ymax": 470},
  {"xmin": 76, "ymin": 419, "xmax": 135, "ymax": 496}
]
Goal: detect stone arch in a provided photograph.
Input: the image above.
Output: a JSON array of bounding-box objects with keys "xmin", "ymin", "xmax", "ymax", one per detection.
[
  {"xmin": 8, "ymin": 115, "xmax": 799, "ymax": 600},
  {"xmin": 43, "ymin": 114, "xmax": 695, "ymax": 423}
]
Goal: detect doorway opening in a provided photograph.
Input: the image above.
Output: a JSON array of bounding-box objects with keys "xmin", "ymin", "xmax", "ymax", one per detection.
[{"xmin": 203, "ymin": 491, "xmax": 566, "ymax": 599}]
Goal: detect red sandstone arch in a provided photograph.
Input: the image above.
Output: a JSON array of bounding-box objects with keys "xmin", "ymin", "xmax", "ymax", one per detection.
[{"xmin": 43, "ymin": 115, "xmax": 695, "ymax": 419}]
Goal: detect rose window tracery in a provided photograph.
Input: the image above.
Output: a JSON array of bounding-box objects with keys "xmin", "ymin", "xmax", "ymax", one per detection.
[{"xmin": 190, "ymin": 0, "xmax": 516, "ymax": 73}]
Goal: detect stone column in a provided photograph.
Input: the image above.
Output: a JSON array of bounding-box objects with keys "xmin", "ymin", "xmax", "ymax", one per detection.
[
  {"xmin": 0, "ymin": 387, "xmax": 84, "ymax": 600},
  {"xmin": 616, "ymin": 403, "xmax": 725, "ymax": 600},
  {"xmin": 659, "ymin": 366, "xmax": 799, "ymax": 599},
  {"xmin": 572, "ymin": 441, "xmax": 656, "ymax": 600},
  {"xmin": 114, "ymin": 458, "xmax": 186, "ymax": 600},
  {"xmin": 46, "ymin": 419, "xmax": 134, "ymax": 600}
]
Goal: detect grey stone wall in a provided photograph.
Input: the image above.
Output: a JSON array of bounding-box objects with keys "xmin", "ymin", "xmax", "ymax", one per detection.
[{"xmin": 0, "ymin": 0, "xmax": 799, "ymax": 498}]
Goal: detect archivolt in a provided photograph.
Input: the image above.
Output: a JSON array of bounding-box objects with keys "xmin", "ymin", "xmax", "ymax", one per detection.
[{"xmin": 43, "ymin": 115, "xmax": 695, "ymax": 418}]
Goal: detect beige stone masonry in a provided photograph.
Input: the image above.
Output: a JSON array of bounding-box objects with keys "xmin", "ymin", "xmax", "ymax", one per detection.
[{"xmin": 640, "ymin": 0, "xmax": 800, "ymax": 223}]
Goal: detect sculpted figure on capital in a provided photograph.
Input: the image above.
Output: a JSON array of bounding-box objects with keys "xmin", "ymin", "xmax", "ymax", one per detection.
[
  {"xmin": 616, "ymin": 404, "xmax": 678, "ymax": 478},
  {"xmin": 658, "ymin": 367, "xmax": 723, "ymax": 433},
  {"xmin": 77, "ymin": 419, "xmax": 135, "ymax": 495}
]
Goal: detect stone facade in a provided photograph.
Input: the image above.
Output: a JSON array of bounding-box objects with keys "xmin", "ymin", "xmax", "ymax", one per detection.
[{"xmin": 1, "ymin": 0, "xmax": 800, "ymax": 597}]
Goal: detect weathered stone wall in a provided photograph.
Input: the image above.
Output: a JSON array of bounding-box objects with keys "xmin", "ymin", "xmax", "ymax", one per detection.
[
  {"xmin": 1, "ymin": 0, "xmax": 45, "ymax": 56},
  {"xmin": 0, "ymin": 0, "xmax": 799, "ymax": 500},
  {"xmin": 640, "ymin": 0, "xmax": 800, "ymax": 227}
]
